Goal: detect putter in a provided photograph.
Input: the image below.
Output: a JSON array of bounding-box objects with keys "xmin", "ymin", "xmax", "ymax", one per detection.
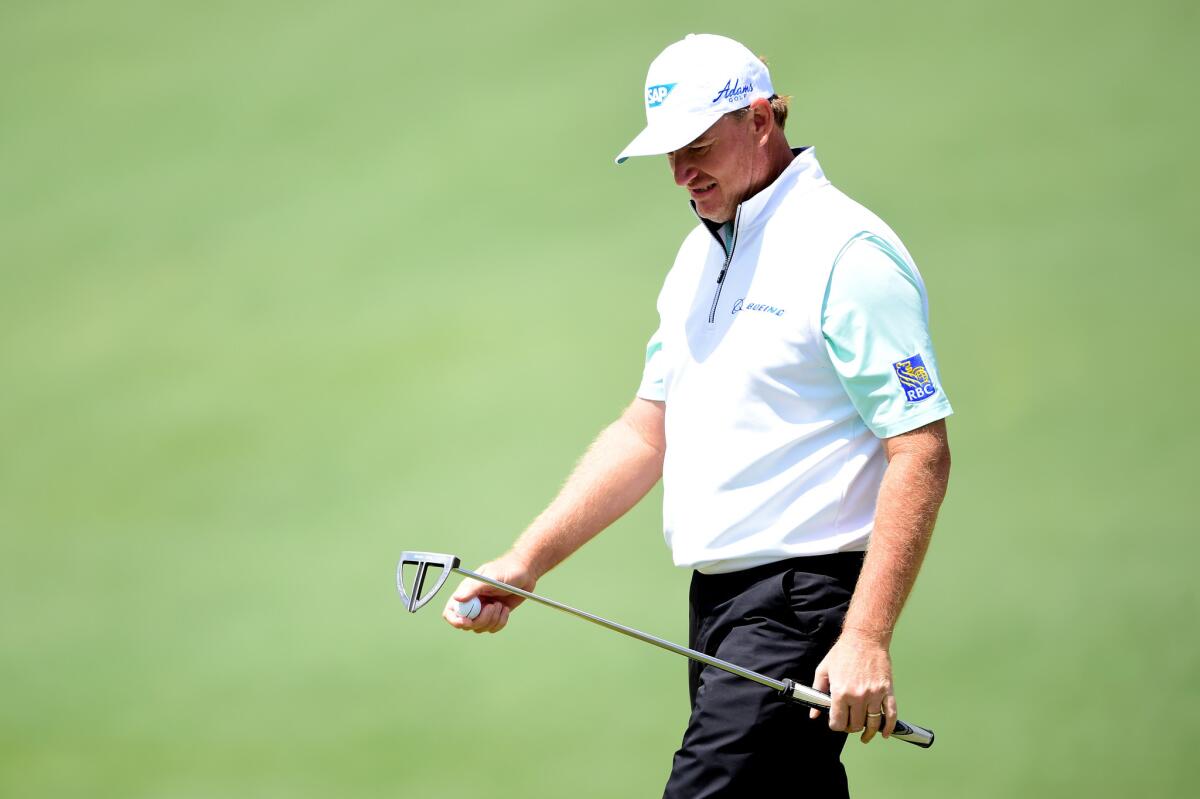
[{"xmin": 397, "ymin": 550, "xmax": 934, "ymax": 748}]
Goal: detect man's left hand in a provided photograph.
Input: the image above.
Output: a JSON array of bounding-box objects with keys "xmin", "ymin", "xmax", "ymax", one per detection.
[{"xmin": 808, "ymin": 632, "xmax": 898, "ymax": 744}]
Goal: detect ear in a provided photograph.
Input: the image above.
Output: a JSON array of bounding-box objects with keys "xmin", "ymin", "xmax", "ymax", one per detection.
[{"xmin": 749, "ymin": 97, "xmax": 774, "ymax": 143}]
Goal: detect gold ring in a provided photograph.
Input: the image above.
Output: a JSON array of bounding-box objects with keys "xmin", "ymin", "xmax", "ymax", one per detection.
[{"xmin": 866, "ymin": 711, "xmax": 883, "ymax": 718}]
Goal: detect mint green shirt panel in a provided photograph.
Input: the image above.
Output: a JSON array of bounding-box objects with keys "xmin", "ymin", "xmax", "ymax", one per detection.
[
  {"xmin": 637, "ymin": 332, "xmax": 667, "ymax": 401},
  {"xmin": 821, "ymin": 234, "xmax": 953, "ymax": 439}
]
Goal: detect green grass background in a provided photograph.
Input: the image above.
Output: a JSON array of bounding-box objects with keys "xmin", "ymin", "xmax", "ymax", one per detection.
[{"xmin": 2, "ymin": 1, "xmax": 1196, "ymax": 796}]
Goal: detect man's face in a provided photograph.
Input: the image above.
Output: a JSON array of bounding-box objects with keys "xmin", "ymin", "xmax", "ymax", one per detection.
[{"xmin": 667, "ymin": 109, "xmax": 762, "ymax": 223}]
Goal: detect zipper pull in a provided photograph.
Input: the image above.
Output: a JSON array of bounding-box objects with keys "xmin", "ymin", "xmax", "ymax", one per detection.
[{"xmin": 716, "ymin": 268, "xmax": 727, "ymax": 284}]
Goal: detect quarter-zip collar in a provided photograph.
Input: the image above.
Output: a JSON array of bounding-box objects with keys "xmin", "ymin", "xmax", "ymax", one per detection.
[{"xmin": 692, "ymin": 146, "xmax": 829, "ymax": 247}]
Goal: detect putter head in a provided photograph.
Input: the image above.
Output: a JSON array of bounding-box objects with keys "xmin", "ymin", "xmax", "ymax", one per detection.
[{"xmin": 396, "ymin": 551, "xmax": 461, "ymax": 613}]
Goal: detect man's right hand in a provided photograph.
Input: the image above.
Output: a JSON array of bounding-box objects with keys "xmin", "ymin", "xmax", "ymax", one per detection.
[{"xmin": 442, "ymin": 552, "xmax": 538, "ymax": 634}]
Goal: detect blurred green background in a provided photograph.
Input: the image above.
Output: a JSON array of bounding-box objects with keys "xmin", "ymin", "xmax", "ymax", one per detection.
[{"xmin": 2, "ymin": 0, "xmax": 1196, "ymax": 796}]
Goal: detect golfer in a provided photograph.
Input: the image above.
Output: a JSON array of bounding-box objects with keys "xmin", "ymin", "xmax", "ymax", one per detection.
[{"xmin": 445, "ymin": 33, "xmax": 952, "ymax": 797}]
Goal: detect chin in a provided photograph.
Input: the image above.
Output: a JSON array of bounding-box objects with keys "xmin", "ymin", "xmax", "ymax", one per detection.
[{"xmin": 696, "ymin": 201, "xmax": 731, "ymax": 223}]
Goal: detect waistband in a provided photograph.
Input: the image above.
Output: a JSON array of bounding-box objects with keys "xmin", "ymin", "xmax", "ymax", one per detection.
[{"xmin": 690, "ymin": 552, "xmax": 864, "ymax": 594}]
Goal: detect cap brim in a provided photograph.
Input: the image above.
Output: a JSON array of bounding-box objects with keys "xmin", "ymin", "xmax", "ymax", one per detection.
[{"xmin": 614, "ymin": 108, "xmax": 725, "ymax": 165}]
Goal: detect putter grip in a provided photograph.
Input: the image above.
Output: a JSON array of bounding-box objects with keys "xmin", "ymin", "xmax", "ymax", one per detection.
[{"xmin": 890, "ymin": 720, "xmax": 935, "ymax": 748}]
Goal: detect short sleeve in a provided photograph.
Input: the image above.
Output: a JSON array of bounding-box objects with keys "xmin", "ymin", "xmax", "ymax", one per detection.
[
  {"xmin": 822, "ymin": 234, "xmax": 953, "ymax": 438},
  {"xmin": 636, "ymin": 328, "xmax": 667, "ymax": 401}
]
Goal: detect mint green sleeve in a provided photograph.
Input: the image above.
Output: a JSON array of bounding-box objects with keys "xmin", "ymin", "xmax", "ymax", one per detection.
[
  {"xmin": 636, "ymin": 329, "xmax": 667, "ymax": 401},
  {"xmin": 821, "ymin": 234, "xmax": 953, "ymax": 438}
]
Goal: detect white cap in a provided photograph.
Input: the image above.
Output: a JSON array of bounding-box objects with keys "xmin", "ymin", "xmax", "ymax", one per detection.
[{"xmin": 615, "ymin": 34, "xmax": 774, "ymax": 165}]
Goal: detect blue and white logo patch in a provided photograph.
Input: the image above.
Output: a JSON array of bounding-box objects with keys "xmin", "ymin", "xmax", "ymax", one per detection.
[
  {"xmin": 893, "ymin": 354, "xmax": 938, "ymax": 403},
  {"xmin": 646, "ymin": 83, "xmax": 677, "ymax": 108}
]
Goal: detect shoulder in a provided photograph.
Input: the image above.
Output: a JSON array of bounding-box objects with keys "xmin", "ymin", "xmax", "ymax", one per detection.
[
  {"xmin": 668, "ymin": 222, "xmax": 719, "ymax": 273},
  {"xmin": 821, "ymin": 186, "xmax": 897, "ymax": 233},
  {"xmin": 825, "ymin": 232, "xmax": 926, "ymax": 322},
  {"xmin": 680, "ymin": 222, "xmax": 712, "ymax": 251},
  {"xmin": 653, "ymin": 222, "xmax": 715, "ymax": 308}
]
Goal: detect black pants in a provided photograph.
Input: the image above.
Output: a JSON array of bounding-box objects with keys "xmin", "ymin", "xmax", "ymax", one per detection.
[{"xmin": 662, "ymin": 553, "xmax": 864, "ymax": 799}]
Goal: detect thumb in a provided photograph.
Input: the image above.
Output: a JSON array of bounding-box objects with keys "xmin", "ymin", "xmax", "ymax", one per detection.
[
  {"xmin": 809, "ymin": 660, "xmax": 831, "ymax": 720},
  {"xmin": 449, "ymin": 577, "xmax": 485, "ymax": 603}
]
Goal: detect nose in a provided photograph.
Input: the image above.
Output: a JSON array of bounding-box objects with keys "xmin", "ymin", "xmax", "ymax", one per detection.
[{"xmin": 671, "ymin": 152, "xmax": 696, "ymax": 187}]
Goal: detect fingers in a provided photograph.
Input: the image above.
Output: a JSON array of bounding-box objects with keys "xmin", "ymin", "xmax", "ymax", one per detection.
[
  {"xmin": 809, "ymin": 661, "xmax": 830, "ymax": 720},
  {"xmin": 882, "ymin": 693, "xmax": 899, "ymax": 738},
  {"xmin": 833, "ymin": 687, "xmax": 893, "ymax": 736},
  {"xmin": 826, "ymin": 676, "xmax": 891, "ymax": 738},
  {"xmin": 855, "ymin": 691, "xmax": 896, "ymax": 744},
  {"xmin": 846, "ymin": 696, "xmax": 867, "ymax": 734},
  {"xmin": 442, "ymin": 575, "xmax": 499, "ymax": 633},
  {"xmin": 469, "ymin": 599, "xmax": 506, "ymax": 633},
  {"xmin": 440, "ymin": 565, "xmax": 526, "ymax": 634},
  {"xmin": 442, "ymin": 593, "xmax": 509, "ymax": 632},
  {"xmin": 860, "ymin": 705, "xmax": 883, "ymax": 744},
  {"xmin": 442, "ymin": 577, "xmax": 481, "ymax": 627},
  {"xmin": 829, "ymin": 693, "xmax": 849, "ymax": 732},
  {"xmin": 442, "ymin": 594, "xmax": 476, "ymax": 629}
]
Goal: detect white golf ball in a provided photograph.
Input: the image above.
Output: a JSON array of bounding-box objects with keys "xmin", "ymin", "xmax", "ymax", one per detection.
[{"xmin": 455, "ymin": 596, "xmax": 482, "ymax": 620}]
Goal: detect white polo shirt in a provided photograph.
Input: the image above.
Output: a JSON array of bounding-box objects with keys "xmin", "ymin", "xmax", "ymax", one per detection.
[{"xmin": 637, "ymin": 148, "xmax": 952, "ymax": 574}]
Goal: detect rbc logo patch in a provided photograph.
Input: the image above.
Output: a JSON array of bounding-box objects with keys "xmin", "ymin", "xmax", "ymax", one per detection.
[
  {"xmin": 893, "ymin": 354, "xmax": 938, "ymax": 403},
  {"xmin": 646, "ymin": 83, "xmax": 676, "ymax": 108}
]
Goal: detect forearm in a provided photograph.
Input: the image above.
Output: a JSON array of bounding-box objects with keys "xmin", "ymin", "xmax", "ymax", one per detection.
[
  {"xmin": 843, "ymin": 424, "xmax": 951, "ymax": 646},
  {"xmin": 508, "ymin": 401, "xmax": 665, "ymax": 579}
]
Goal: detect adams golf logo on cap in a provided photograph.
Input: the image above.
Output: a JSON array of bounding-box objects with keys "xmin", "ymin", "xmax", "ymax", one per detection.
[
  {"xmin": 712, "ymin": 78, "xmax": 753, "ymax": 104},
  {"xmin": 646, "ymin": 83, "xmax": 677, "ymax": 108}
]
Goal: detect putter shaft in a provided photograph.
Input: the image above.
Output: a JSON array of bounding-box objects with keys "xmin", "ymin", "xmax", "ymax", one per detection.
[
  {"xmin": 452, "ymin": 565, "xmax": 933, "ymax": 748},
  {"xmin": 456, "ymin": 566, "xmax": 790, "ymax": 694}
]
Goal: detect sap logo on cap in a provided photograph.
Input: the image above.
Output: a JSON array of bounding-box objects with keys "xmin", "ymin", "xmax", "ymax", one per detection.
[
  {"xmin": 712, "ymin": 78, "xmax": 753, "ymax": 104},
  {"xmin": 646, "ymin": 83, "xmax": 677, "ymax": 108},
  {"xmin": 893, "ymin": 354, "xmax": 938, "ymax": 403}
]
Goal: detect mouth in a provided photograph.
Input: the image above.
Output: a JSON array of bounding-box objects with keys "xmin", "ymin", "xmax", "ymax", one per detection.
[{"xmin": 689, "ymin": 181, "xmax": 717, "ymax": 200}]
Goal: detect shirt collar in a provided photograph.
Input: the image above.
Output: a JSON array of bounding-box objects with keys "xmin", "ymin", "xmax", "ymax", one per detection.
[{"xmin": 694, "ymin": 146, "xmax": 828, "ymax": 242}]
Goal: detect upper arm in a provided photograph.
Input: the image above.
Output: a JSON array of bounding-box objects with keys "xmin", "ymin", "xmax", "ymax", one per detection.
[{"xmin": 621, "ymin": 397, "xmax": 666, "ymax": 456}]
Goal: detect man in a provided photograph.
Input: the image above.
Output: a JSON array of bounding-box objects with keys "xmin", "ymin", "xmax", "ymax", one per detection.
[{"xmin": 443, "ymin": 33, "xmax": 952, "ymax": 797}]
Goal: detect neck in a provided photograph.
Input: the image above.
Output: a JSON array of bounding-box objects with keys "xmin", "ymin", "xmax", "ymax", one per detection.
[{"xmin": 746, "ymin": 133, "xmax": 796, "ymax": 203}]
